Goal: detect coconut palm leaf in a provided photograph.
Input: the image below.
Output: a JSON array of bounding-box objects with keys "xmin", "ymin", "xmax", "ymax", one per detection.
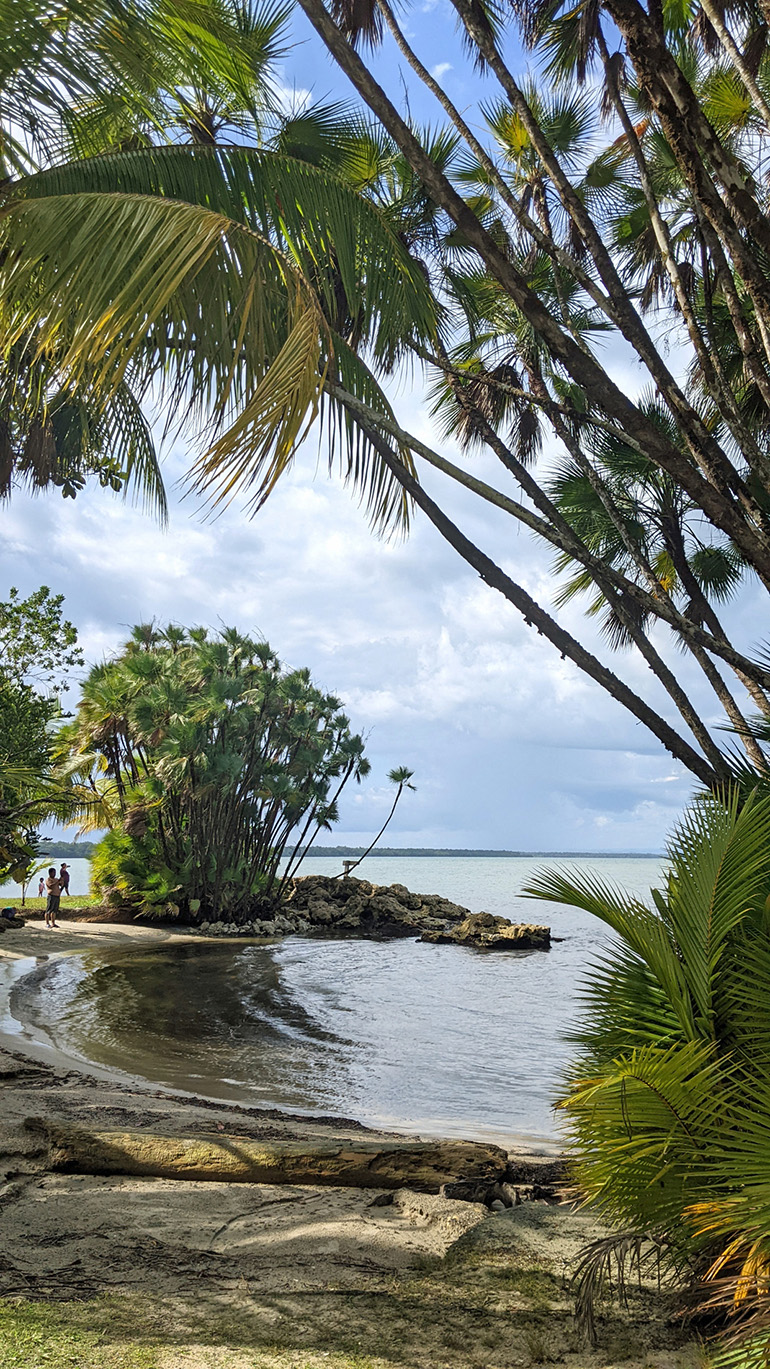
[
  {"xmin": 0, "ymin": 145, "xmax": 436, "ymax": 526},
  {"xmin": 1, "ymin": 1, "xmax": 290, "ymax": 171},
  {"xmin": 323, "ymin": 332, "xmax": 417, "ymax": 535},
  {"xmin": 187, "ymin": 301, "xmax": 328, "ymax": 512},
  {"xmin": 6, "ymin": 146, "xmax": 437, "ymax": 360}
]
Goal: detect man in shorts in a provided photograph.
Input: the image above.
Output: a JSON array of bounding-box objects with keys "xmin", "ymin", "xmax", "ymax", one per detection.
[{"xmin": 45, "ymin": 868, "xmax": 62, "ymax": 927}]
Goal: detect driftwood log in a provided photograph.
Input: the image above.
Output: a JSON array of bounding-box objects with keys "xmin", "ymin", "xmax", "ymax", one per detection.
[{"xmin": 27, "ymin": 1120, "xmax": 508, "ymax": 1192}]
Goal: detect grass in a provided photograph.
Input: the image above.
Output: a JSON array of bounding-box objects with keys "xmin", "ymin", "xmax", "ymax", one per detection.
[
  {"xmin": 0, "ymin": 1296, "xmax": 439, "ymax": 1369},
  {"xmin": 0, "ymin": 1299, "xmax": 159, "ymax": 1369},
  {"xmin": 0, "ymin": 895, "xmax": 100, "ymax": 911},
  {"xmin": 0, "ymin": 1236, "xmax": 702, "ymax": 1369}
]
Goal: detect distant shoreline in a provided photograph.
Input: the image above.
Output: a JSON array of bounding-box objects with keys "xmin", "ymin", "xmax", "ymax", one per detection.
[
  {"xmin": 305, "ymin": 847, "xmax": 664, "ymax": 858},
  {"xmin": 39, "ymin": 842, "xmax": 664, "ymax": 860}
]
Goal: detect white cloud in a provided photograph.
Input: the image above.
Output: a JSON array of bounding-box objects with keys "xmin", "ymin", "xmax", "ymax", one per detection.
[
  {"xmin": 430, "ymin": 62, "xmax": 452, "ymax": 80},
  {"xmin": 272, "ymin": 76, "xmax": 312, "ymax": 117},
  {"xmin": 3, "ymin": 369, "xmax": 757, "ymax": 853}
]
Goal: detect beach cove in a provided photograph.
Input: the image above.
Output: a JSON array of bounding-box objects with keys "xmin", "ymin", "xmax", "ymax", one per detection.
[
  {"xmin": 0, "ymin": 868, "xmax": 696, "ymax": 1368},
  {"xmin": 0, "ymin": 854, "xmax": 665, "ymax": 1146}
]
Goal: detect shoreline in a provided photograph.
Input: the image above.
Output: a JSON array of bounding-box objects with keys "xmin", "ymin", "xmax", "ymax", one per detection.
[
  {"xmin": 0, "ymin": 918, "xmax": 560, "ymax": 1153},
  {"xmin": 0, "ymin": 921, "xmax": 699, "ymax": 1368},
  {"xmin": 0, "ymin": 1036, "xmax": 697, "ymax": 1369}
]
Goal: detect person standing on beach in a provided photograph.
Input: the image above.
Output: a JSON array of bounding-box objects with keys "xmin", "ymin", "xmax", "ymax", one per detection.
[
  {"xmin": 59, "ymin": 863, "xmax": 70, "ymax": 896},
  {"xmin": 45, "ymin": 868, "xmax": 62, "ymax": 927},
  {"xmin": 37, "ymin": 877, "xmax": 45, "ymax": 898}
]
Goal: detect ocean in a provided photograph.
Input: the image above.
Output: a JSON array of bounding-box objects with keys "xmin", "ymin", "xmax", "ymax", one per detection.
[{"xmin": 2, "ymin": 853, "xmax": 662, "ymax": 1148}]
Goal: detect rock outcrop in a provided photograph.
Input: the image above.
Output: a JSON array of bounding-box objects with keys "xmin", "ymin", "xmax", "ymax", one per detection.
[
  {"xmin": 193, "ymin": 876, "xmax": 552, "ymax": 947},
  {"xmin": 419, "ymin": 911, "xmax": 551, "ymax": 951},
  {"xmin": 287, "ymin": 875, "xmax": 473, "ymax": 938},
  {"xmin": 198, "ymin": 875, "xmax": 474, "ymax": 940}
]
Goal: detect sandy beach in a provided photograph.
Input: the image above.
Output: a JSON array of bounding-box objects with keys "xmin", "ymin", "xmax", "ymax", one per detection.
[
  {"xmin": 0, "ymin": 922, "xmax": 698, "ymax": 1368},
  {"xmin": 0, "ymin": 914, "xmax": 202, "ymax": 959}
]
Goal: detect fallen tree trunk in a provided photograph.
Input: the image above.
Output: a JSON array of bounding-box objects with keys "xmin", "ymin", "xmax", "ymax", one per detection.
[{"xmin": 27, "ymin": 1120, "xmax": 508, "ymax": 1192}]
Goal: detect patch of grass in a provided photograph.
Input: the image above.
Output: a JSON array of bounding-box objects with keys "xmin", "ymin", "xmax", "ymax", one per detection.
[
  {"xmin": 0, "ymin": 1255, "xmax": 699, "ymax": 1369},
  {"xmin": 522, "ymin": 1325, "xmax": 554, "ymax": 1364},
  {"xmin": 0, "ymin": 1301, "xmax": 392, "ymax": 1369},
  {"xmin": 411, "ymin": 1253, "xmax": 444, "ymax": 1272},
  {"xmin": 0, "ymin": 1299, "xmax": 160, "ymax": 1369},
  {"xmin": 485, "ymin": 1266, "xmax": 561, "ymax": 1304},
  {"xmin": 0, "ymin": 896, "xmax": 100, "ymax": 910}
]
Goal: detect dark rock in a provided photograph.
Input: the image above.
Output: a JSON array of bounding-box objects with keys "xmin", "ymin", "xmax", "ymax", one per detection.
[
  {"xmin": 505, "ymin": 1158, "xmax": 568, "ymax": 1188},
  {"xmin": 441, "ymin": 1179, "xmax": 492, "ymax": 1204},
  {"xmin": 486, "ymin": 1181, "xmax": 514, "ymax": 1209},
  {"xmin": 366, "ymin": 1192, "xmax": 395, "ymax": 1207},
  {"xmin": 285, "ymin": 874, "xmax": 473, "ymax": 941},
  {"xmin": 388, "ymin": 883, "xmax": 422, "ymax": 911},
  {"xmin": 420, "ymin": 912, "xmax": 550, "ymax": 951}
]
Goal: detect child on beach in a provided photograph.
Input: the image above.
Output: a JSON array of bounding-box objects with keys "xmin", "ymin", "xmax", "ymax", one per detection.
[
  {"xmin": 37, "ymin": 877, "xmax": 45, "ymax": 898},
  {"xmin": 45, "ymin": 868, "xmax": 62, "ymax": 927}
]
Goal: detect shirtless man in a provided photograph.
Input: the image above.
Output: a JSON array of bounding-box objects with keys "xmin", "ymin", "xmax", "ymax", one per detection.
[{"xmin": 45, "ymin": 868, "xmax": 62, "ymax": 927}]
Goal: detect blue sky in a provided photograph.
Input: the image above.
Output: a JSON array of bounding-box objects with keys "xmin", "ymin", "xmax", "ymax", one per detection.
[
  {"xmin": 284, "ymin": 0, "xmax": 504, "ymax": 125},
  {"xmin": 2, "ymin": 0, "xmax": 760, "ymax": 853}
]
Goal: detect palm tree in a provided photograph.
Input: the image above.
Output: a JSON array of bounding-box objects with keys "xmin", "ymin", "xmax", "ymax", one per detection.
[
  {"xmin": 10, "ymin": 0, "xmax": 770, "ymax": 796},
  {"xmin": 333, "ymin": 765, "xmax": 415, "ymax": 876},
  {"xmin": 0, "ymin": 1, "xmax": 435, "ymax": 526},
  {"xmin": 524, "ymin": 790, "xmax": 770, "ymax": 1358},
  {"xmin": 550, "ymin": 396, "xmax": 770, "ymax": 770}
]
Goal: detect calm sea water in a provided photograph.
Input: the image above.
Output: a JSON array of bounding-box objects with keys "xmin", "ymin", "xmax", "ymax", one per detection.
[
  {"xmin": 0, "ymin": 857, "xmax": 92, "ymax": 900},
  {"xmin": 4, "ymin": 854, "xmax": 663, "ymax": 1147}
]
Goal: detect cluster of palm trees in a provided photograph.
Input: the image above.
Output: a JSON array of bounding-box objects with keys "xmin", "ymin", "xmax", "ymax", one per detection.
[
  {"xmin": 5, "ymin": 0, "xmax": 770, "ymax": 791},
  {"xmin": 60, "ymin": 623, "xmax": 371, "ymax": 918}
]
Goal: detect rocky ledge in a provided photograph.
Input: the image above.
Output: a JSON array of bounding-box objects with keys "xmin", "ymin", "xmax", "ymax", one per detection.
[
  {"xmin": 420, "ymin": 911, "xmax": 551, "ymax": 951},
  {"xmin": 197, "ymin": 876, "xmax": 550, "ymax": 949}
]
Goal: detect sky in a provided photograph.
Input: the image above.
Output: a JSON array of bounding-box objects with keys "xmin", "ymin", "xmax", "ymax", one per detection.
[{"xmin": 2, "ymin": 0, "xmax": 763, "ymax": 853}]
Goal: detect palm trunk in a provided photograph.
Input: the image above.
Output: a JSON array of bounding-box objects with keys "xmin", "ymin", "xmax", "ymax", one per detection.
[
  {"xmin": 295, "ymin": 0, "xmax": 770, "ymax": 587},
  {"xmin": 328, "ymin": 377, "xmax": 770, "ymax": 698},
  {"xmin": 354, "ymin": 417, "xmax": 720, "ymax": 786},
  {"xmin": 605, "ymin": 0, "xmax": 770, "ymax": 368}
]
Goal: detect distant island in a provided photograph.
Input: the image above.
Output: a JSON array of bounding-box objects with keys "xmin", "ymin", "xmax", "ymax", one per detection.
[
  {"xmin": 38, "ymin": 841, "xmax": 662, "ymax": 859},
  {"xmin": 39, "ymin": 840, "xmax": 98, "ymax": 858},
  {"xmin": 304, "ymin": 846, "xmax": 664, "ymax": 858}
]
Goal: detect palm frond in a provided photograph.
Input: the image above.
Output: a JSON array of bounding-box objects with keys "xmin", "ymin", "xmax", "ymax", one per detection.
[
  {"xmin": 1, "ymin": 146, "xmax": 436, "ymax": 515},
  {"xmin": 323, "ymin": 333, "xmax": 417, "ymax": 537}
]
